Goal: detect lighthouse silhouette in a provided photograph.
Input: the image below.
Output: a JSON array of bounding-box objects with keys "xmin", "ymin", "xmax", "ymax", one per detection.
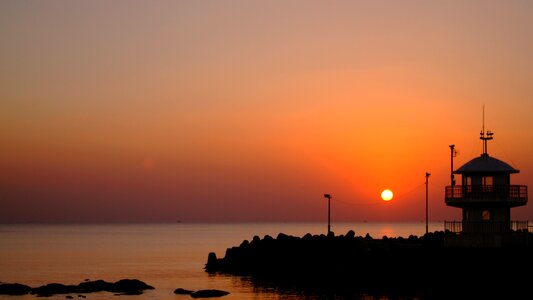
[{"xmin": 444, "ymin": 115, "xmax": 528, "ymax": 247}]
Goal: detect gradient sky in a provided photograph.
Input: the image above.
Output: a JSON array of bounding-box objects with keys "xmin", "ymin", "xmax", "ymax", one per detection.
[{"xmin": 2, "ymin": 1, "xmax": 533, "ymax": 223}]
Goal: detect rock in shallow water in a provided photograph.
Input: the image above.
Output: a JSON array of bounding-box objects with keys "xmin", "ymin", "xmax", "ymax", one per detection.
[
  {"xmin": 190, "ymin": 289, "xmax": 230, "ymax": 298},
  {"xmin": 0, "ymin": 283, "xmax": 32, "ymax": 295},
  {"xmin": 111, "ymin": 279, "xmax": 154, "ymax": 293},
  {"xmin": 0, "ymin": 279, "xmax": 154, "ymax": 297},
  {"xmin": 31, "ymin": 283, "xmax": 78, "ymax": 295},
  {"xmin": 174, "ymin": 288, "xmax": 194, "ymax": 294},
  {"xmin": 77, "ymin": 279, "xmax": 113, "ymax": 292}
]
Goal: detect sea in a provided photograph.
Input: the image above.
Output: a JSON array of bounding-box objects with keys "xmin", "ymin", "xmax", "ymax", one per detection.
[{"xmin": 0, "ymin": 222, "xmax": 442, "ymax": 299}]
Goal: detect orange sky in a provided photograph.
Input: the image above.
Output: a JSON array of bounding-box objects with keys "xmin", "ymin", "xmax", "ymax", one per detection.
[{"xmin": 2, "ymin": 1, "xmax": 533, "ymax": 223}]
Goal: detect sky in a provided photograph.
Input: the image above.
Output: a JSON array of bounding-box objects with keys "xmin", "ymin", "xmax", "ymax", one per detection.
[{"xmin": 1, "ymin": 1, "xmax": 533, "ymax": 223}]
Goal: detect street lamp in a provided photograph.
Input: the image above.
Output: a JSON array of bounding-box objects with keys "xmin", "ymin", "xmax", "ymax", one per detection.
[
  {"xmin": 324, "ymin": 194, "xmax": 331, "ymax": 235},
  {"xmin": 425, "ymin": 172, "xmax": 431, "ymax": 234}
]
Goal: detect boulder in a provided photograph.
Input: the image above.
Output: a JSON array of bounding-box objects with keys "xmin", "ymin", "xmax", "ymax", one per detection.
[
  {"xmin": 111, "ymin": 279, "xmax": 154, "ymax": 293},
  {"xmin": 345, "ymin": 230, "xmax": 355, "ymax": 239},
  {"xmin": 0, "ymin": 283, "xmax": 32, "ymax": 295},
  {"xmin": 174, "ymin": 288, "xmax": 194, "ymax": 294},
  {"xmin": 26, "ymin": 278, "xmax": 154, "ymax": 296},
  {"xmin": 77, "ymin": 279, "xmax": 113, "ymax": 293},
  {"xmin": 190, "ymin": 289, "xmax": 230, "ymax": 298},
  {"xmin": 114, "ymin": 290, "xmax": 143, "ymax": 296},
  {"xmin": 207, "ymin": 252, "xmax": 218, "ymax": 266},
  {"xmin": 31, "ymin": 283, "xmax": 78, "ymax": 296}
]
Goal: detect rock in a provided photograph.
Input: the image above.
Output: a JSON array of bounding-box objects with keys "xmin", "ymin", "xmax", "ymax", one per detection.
[
  {"xmin": 206, "ymin": 252, "xmax": 220, "ymax": 272},
  {"xmin": 207, "ymin": 252, "xmax": 218, "ymax": 265},
  {"xmin": 0, "ymin": 279, "xmax": 154, "ymax": 297},
  {"xmin": 346, "ymin": 230, "xmax": 355, "ymax": 239},
  {"xmin": 66, "ymin": 296, "xmax": 73, "ymax": 299},
  {"xmin": 174, "ymin": 288, "xmax": 194, "ymax": 294},
  {"xmin": 79, "ymin": 279, "xmax": 153, "ymax": 294},
  {"xmin": 263, "ymin": 235, "xmax": 274, "ymax": 242},
  {"xmin": 111, "ymin": 279, "xmax": 154, "ymax": 293},
  {"xmin": 190, "ymin": 289, "xmax": 230, "ymax": 298},
  {"xmin": 0, "ymin": 283, "xmax": 32, "ymax": 295},
  {"xmin": 31, "ymin": 283, "xmax": 78, "ymax": 296},
  {"xmin": 26, "ymin": 278, "xmax": 154, "ymax": 296},
  {"xmin": 77, "ymin": 279, "xmax": 113, "ymax": 293},
  {"xmin": 114, "ymin": 290, "xmax": 142, "ymax": 296}
]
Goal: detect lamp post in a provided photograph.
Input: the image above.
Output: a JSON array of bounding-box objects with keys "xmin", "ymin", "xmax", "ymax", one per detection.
[
  {"xmin": 425, "ymin": 172, "xmax": 430, "ymax": 234},
  {"xmin": 450, "ymin": 145, "xmax": 456, "ymax": 198},
  {"xmin": 449, "ymin": 145, "xmax": 455, "ymax": 185},
  {"xmin": 324, "ymin": 194, "xmax": 331, "ymax": 235}
]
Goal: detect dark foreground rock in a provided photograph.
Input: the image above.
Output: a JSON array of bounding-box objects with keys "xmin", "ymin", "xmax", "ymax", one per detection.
[
  {"xmin": 31, "ymin": 283, "xmax": 78, "ymax": 296},
  {"xmin": 0, "ymin": 283, "xmax": 32, "ymax": 295},
  {"xmin": 0, "ymin": 279, "xmax": 153, "ymax": 296},
  {"xmin": 190, "ymin": 289, "xmax": 230, "ymax": 298},
  {"xmin": 77, "ymin": 279, "xmax": 114, "ymax": 293},
  {"xmin": 206, "ymin": 231, "xmax": 533, "ymax": 299},
  {"xmin": 174, "ymin": 288, "xmax": 194, "ymax": 294},
  {"xmin": 110, "ymin": 279, "xmax": 154, "ymax": 293}
]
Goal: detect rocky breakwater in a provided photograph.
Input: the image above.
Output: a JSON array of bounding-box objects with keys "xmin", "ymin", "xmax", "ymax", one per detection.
[{"xmin": 205, "ymin": 231, "xmax": 533, "ymax": 299}]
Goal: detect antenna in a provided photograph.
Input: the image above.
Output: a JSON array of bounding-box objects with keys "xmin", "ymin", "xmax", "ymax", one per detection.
[{"xmin": 480, "ymin": 105, "xmax": 493, "ymax": 155}]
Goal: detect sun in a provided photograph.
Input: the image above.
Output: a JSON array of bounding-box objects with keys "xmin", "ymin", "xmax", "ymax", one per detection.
[{"xmin": 381, "ymin": 189, "xmax": 393, "ymax": 201}]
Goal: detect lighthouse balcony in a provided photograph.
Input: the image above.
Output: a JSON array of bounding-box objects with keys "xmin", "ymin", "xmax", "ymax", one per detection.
[
  {"xmin": 445, "ymin": 185, "xmax": 528, "ymax": 207},
  {"xmin": 444, "ymin": 220, "xmax": 530, "ymax": 234}
]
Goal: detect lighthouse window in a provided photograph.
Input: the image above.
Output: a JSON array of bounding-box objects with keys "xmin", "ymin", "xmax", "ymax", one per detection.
[
  {"xmin": 482, "ymin": 176, "xmax": 493, "ymax": 192},
  {"xmin": 482, "ymin": 210, "xmax": 491, "ymax": 221}
]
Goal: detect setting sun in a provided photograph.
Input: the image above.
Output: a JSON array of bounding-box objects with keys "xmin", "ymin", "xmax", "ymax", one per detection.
[{"xmin": 381, "ymin": 189, "xmax": 393, "ymax": 201}]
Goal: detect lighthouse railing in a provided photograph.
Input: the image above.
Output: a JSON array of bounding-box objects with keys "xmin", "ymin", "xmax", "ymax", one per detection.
[
  {"xmin": 444, "ymin": 221, "xmax": 529, "ymax": 233},
  {"xmin": 445, "ymin": 185, "xmax": 528, "ymax": 204}
]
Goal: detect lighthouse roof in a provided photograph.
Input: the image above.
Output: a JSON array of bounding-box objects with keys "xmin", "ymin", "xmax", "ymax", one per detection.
[{"xmin": 455, "ymin": 154, "xmax": 519, "ymax": 174}]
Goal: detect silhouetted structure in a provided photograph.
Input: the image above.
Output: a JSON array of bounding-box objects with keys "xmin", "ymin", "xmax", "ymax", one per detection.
[{"xmin": 445, "ymin": 125, "xmax": 528, "ymax": 246}]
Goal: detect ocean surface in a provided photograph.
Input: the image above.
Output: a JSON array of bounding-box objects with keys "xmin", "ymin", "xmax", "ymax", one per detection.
[{"xmin": 0, "ymin": 222, "xmax": 442, "ymax": 299}]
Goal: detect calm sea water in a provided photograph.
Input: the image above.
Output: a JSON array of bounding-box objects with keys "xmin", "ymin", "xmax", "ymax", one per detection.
[{"xmin": 0, "ymin": 222, "xmax": 442, "ymax": 299}]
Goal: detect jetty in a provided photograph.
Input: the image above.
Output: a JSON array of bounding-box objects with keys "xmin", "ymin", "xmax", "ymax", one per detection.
[{"xmin": 205, "ymin": 230, "xmax": 533, "ymax": 298}]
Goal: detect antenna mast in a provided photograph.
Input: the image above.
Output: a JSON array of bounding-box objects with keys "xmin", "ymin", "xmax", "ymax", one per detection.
[{"xmin": 480, "ymin": 105, "xmax": 493, "ymax": 155}]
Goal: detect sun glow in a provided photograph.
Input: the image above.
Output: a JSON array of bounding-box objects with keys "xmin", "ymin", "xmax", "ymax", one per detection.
[{"xmin": 381, "ymin": 189, "xmax": 393, "ymax": 201}]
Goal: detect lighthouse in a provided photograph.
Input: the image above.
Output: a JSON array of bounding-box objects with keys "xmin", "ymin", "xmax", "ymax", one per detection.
[{"xmin": 444, "ymin": 125, "xmax": 528, "ymax": 246}]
